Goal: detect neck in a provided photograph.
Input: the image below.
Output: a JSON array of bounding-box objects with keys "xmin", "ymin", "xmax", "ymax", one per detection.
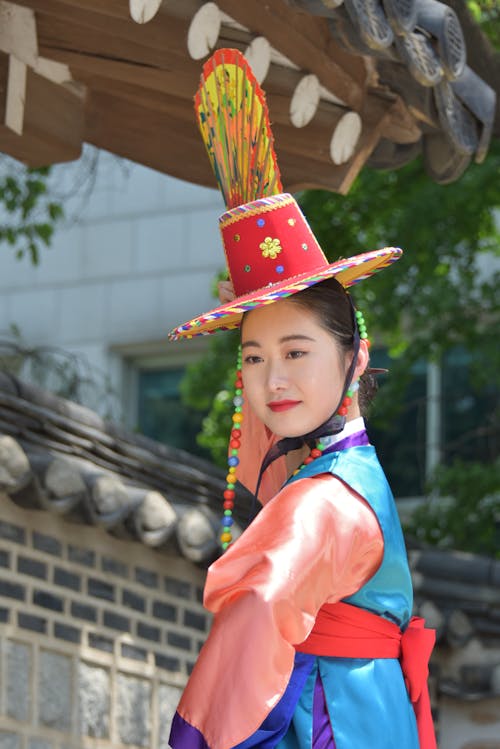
[
  {"xmin": 285, "ymin": 445, "xmax": 309, "ymax": 477},
  {"xmin": 285, "ymin": 414, "xmax": 365, "ymax": 478}
]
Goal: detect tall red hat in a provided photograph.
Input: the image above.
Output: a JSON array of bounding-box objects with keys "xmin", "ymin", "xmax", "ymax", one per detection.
[
  {"xmin": 170, "ymin": 193, "xmax": 401, "ymax": 339},
  {"xmin": 169, "ymin": 49, "xmax": 402, "ymax": 341}
]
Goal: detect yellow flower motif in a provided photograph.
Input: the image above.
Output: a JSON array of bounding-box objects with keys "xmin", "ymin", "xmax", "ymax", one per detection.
[{"xmin": 260, "ymin": 236, "xmax": 282, "ymax": 260}]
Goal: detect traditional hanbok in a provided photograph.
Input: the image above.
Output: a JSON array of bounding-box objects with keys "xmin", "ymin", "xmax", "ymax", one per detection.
[
  {"xmin": 168, "ymin": 47, "xmax": 436, "ymax": 749},
  {"xmin": 170, "ymin": 419, "xmax": 435, "ymax": 749}
]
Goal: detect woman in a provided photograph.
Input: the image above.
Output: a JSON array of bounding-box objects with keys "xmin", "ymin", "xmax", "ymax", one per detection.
[{"xmin": 168, "ymin": 191, "xmax": 436, "ymax": 749}]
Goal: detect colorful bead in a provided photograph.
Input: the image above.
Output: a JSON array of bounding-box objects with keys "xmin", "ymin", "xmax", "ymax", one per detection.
[
  {"xmin": 221, "ymin": 347, "xmax": 244, "ymax": 552},
  {"xmin": 355, "ymin": 308, "xmax": 369, "ymax": 343}
]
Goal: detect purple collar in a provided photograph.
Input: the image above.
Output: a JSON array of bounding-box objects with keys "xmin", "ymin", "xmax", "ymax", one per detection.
[{"xmin": 322, "ymin": 429, "xmax": 370, "ymax": 455}]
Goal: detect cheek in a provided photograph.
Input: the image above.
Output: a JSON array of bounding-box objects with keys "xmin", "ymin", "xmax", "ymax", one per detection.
[
  {"xmin": 241, "ymin": 368, "xmax": 262, "ymax": 410},
  {"xmin": 314, "ymin": 355, "xmax": 346, "ymax": 399}
]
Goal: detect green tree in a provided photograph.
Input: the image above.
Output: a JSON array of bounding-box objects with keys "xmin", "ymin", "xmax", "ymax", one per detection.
[{"xmin": 0, "ymin": 159, "xmax": 64, "ymax": 265}]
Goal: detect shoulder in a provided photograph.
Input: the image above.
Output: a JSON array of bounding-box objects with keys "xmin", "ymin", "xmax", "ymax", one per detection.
[{"xmin": 266, "ymin": 472, "xmax": 381, "ymax": 537}]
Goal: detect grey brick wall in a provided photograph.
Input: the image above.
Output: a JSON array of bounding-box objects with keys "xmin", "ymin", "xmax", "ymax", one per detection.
[{"xmin": 0, "ymin": 493, "xmax": 206, "ymax": 748}]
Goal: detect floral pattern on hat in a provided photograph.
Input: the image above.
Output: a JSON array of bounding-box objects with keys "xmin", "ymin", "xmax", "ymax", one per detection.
[{"xmin": 260, "ymin": 237, "xmax": 282, "ymax": 259}]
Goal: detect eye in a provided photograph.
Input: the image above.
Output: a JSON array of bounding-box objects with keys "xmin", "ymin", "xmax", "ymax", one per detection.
[
  {"xmin": 243, "ymin": 354, "xmax": 263, "ymax": 365},
  {"xmin": 287, "ymin": 350, "xmax": 306, "ymax": 359}
]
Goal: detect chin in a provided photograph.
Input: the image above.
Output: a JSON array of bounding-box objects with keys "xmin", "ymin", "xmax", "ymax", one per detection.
[{"xmin": 266, "ymin": 418, "xmax": 320, "ymax": 439}]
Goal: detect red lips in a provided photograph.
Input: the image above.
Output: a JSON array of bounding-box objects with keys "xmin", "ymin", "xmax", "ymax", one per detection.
[{"xmin": 267, "ymin": 400, "xmax": 301, "ymax": 412}]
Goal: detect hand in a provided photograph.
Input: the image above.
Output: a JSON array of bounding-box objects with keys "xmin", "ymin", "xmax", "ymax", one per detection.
[{"xmin": 218, "ymin": 280, "xmax": 236, "ymax": 304}]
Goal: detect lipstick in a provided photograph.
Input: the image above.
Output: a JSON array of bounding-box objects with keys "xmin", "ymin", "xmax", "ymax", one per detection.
[{"xmin": 267, "ymin": 400, "xmax": 301, "ymax": 412}]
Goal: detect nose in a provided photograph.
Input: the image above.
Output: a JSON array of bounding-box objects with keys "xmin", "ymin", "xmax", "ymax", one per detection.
[{"xmin": 267, "ymin": 359, "xmax": 288, "ymax": 392}]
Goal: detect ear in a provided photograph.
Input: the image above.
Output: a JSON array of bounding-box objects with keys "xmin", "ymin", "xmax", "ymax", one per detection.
[{"xmin": 353, "ymin": 339, "xmax": 370, "ymax": 382}]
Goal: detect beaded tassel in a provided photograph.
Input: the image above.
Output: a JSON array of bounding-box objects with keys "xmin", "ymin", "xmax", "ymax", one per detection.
[
  {"xmin": 355, "ymin": 307, "xmax": 370, "ymax": 346},
  {"xmin": 292, "ymin": 441, "xmax": 326, "ymax": 476},
  {"xmin": 220, "ymin": 347, "xmax": 243, "ymax": 550}
]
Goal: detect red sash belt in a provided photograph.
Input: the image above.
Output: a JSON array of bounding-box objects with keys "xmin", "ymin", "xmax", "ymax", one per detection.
[{"xmin": 295, "ymin": 601, "xmax": 437, "ymax": 749}]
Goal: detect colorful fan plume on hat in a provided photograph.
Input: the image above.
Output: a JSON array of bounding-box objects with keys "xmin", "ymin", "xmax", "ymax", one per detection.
[
  {"xmin": 169, "ymin": 48, "xmax": 401, "ymax": 341},
  {"xmin": 195, "ymin": 47, "xmax": 282, "ymax": 209}
]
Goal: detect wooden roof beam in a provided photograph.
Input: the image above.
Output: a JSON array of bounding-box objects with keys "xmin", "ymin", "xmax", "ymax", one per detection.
[
  {"xmin": 278, "ymin": 94, "xmax": 398, "ymax": 194},
  {"xmin": 0, "ymin": 50, "xmax": 84, "ymax": 166},
  {"xmin": 47, "ymin": 42, "xmax": 420, "ymax": 189},
  {"xmin": 12, "ymin": 0, "xmax": 142, "ymax": 22},
  {"xmin": 39, "ymin": 46, "xmax": 202, "ymax": 101},
  {"xmin": 18, "ymin": 0, "xmax": 197, "ymax": 66},
  {"xmin": 22, "ymin": 0, "xmax": 367, "ymax": 111},
  {"xmin": 84, "ymin": 88, "xmax": 215, "ymax": 188},
  {"xmin": 82, "ymin": 67, "xmax": 393, "ymax": 196},
  {"xmin": 215, "ymin": 0, "xmax": 367, "ymax": 111},
  {"xmin": 0, "ymin": 0, "xmax": 38, "ymax": 66}
]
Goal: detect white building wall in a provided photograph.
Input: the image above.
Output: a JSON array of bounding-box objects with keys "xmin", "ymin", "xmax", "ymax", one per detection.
[{"xmin": 0, "ymin": 150, "xmax": 225, "ymax": 423}]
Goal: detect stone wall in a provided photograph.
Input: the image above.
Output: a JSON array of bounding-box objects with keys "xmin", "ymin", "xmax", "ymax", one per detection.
[{"xmin": 0, "ymin": 493, "xmax": 208, "ymax": 749}]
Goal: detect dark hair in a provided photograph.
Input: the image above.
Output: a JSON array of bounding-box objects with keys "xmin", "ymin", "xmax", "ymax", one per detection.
[{"xmin": 287, "ymin": 277, "xmax": 377, "ymax": 414}]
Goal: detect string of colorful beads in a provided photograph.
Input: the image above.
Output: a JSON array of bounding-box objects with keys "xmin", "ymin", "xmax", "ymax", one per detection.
[
  {"xmin": 292, "ymin": 440, "xmax": 326, "ymax": 477},
  {"xmin": 355, "ymin": 307, "xmax": 370, "ymax": 346},
  {"xmin": 220, "ymin": 347, "xmax": 243, "ymax": 550}
]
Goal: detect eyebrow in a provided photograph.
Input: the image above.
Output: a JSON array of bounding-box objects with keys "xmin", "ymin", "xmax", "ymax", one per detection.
[{"xmin": 241, "ymin": 334, "xmax": 316, "ymax": 349}]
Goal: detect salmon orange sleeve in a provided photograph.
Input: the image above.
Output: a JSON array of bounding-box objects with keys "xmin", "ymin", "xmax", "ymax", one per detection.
[{"xmin": 175, "ymin": 474, "xmax": 383, "ymax": 749}]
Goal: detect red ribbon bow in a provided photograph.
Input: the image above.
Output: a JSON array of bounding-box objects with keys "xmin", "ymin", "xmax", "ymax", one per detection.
[{"xmin": 296, "ymin": 602, "xmax": 437, "ymax": 749}]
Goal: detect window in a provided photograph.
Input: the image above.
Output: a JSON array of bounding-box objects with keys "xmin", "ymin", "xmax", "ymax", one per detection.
[
  {"xmin": 137, "ymin": 367, "xmax": 208, "ymax": 457},
  {"xmin": 117, "ymin": 338, "xmax": 210, "ymax": 459}
]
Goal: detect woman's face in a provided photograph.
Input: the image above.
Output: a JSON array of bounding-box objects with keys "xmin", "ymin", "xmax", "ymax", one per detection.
[{"xmin": 241, "ymin": 298, "xmax": 354, "ymax": 438}]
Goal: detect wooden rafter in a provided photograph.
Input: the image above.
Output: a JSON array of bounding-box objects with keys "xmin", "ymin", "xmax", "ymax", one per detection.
[
  {"xmin": 0, "ymin": 50, "xmax": 83, "ymax": 165},
  {"xmin": 0, "ymin": 0, "xmax": 493, "ymax": 188}
]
